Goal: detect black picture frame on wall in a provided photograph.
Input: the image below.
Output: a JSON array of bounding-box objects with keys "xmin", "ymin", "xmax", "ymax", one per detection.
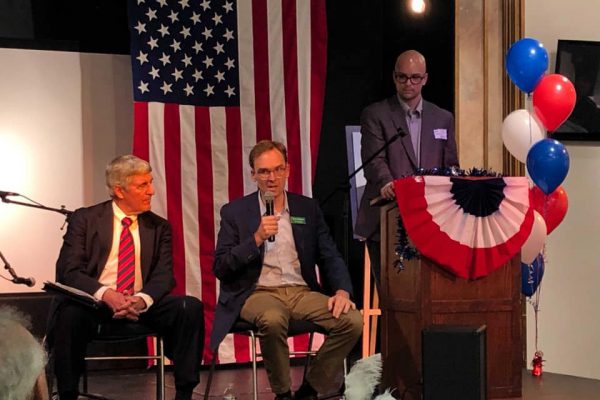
[{"xmin": 553, "ymin": 39, "xmax": 600, "ymax": 141}]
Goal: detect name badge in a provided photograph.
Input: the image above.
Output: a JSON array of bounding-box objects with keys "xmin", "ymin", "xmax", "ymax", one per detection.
[
  {"xmin": 290, "ymin": 216, "xmax": 306, "ymax": 225},
  {"xmin": 433, "ymin": 129, "xmax": 448, "ymax": 140}
]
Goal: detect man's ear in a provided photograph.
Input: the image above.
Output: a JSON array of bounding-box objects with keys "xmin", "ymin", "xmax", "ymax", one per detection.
[{"xmin": 113, "ymin": 186, "xmax": 125, "ymax": 200}]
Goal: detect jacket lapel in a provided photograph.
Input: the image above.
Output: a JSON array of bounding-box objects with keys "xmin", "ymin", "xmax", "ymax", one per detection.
[
  {"xmin": 96, "ymin": 202, "xmax": 114, "ymax": 277},
  {"xmin": 247, "ymin": 192, "xmax": 264, "ymax": 258},
  {"xmin": 287, "ymin": 194, "xmax": 305, "ymax": 262},
  {"xmin": 388, "ymin": 96, "xmax": 418, "ymax": 169},
  {"xmin": 420, "ymin": 101, "xmax": 435, "ymax": 166},
  {"xmin": 138, "ymin": 214, "xmax": 154, "ymax": 281}
]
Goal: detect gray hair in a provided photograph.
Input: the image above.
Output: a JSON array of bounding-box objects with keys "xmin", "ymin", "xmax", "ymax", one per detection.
[
  {"xmin": 105, "ymin": 155, "xmax": 152, "ymax": 198},
  {"xmin": 0, "ymin": 307, "xmax": 47, "ymax": 400}
]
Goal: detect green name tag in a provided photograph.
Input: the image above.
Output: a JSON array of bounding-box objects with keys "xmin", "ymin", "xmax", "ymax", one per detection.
[{"xmin": 290, "ymin": 216, "xmax": 306, "ymax": 225}]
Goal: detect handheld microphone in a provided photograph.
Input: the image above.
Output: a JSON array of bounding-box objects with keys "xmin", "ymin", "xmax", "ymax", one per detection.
[
  {"xmin": 12, "ymin": 276, "xmax": 36, "ymax": 287},
  {"xmin": 0, "ymin": 191, "xmax": 19, "ymax": 198},
  {"xmin": 264, "ymin": 191, "xmax": 275, "ymax": 242}
]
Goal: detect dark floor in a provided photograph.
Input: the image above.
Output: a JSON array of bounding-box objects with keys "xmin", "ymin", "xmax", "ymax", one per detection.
[{"xmin": 69, "ymin": 365, "xmax": 600, "ymax": 400}]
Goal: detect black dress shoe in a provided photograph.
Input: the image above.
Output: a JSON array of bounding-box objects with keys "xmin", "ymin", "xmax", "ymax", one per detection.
[
  {"xmin": 274, "ymin": 390, "xmax": 293, "ymax": 400},
  {"xmin": 175, "ymin": 390, "xmax": 193, "ymax": 400},
  {"xmin": 295, "ymin": 381, "xmax": 318, "ymax": 400}
]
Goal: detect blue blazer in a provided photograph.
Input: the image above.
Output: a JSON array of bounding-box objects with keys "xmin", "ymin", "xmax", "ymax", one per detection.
[{"xmin": 210, "ymin": 191, "xmax": 353, "ymax": 350}]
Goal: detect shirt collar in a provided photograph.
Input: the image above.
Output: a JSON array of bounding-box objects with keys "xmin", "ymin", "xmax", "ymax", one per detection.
[
  {"xmin": 112, "ymin": 201, "xmax": 138, "ymax": 223},
  {"xmin": 397, "ymin": 95, "xmax": 423, "ymax": 115}
]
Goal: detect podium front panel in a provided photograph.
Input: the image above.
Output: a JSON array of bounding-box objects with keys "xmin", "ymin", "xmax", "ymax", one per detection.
[{"xmin": 380, "ymin": 204, "xmax": 522, "ymax": 399}]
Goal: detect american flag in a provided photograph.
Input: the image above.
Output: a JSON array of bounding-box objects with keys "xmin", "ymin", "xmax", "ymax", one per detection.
[{"xmin": 127, "ymin": 0, "xmax": 327, "ymax": 363}]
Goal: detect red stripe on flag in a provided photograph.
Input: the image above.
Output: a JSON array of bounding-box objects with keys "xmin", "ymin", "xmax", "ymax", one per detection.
[
  {"xmin": 133, "ymin": 102, "xmax": 149, "ymax": 161},
  {"xmin": 252, "ymin": 0, "xmax": 272, "ymax": 141},
  {"xmin": 164, "ymin": 104, "xmax": 186, "ymax": 295},
  {"xmin": 310, "ymin": 0, "xmax": 327, "ymax": 179},
  {"xmin": 281, "ymin": 0, "xmax": 302, "ymax": 194},
  {"xmin": 225, "ymin": 107, "xmax": 244, "ymax": 200},
  {"xmin": 233, "ymin": 334, "xmax": 250, "ymax": 363},
  {"xmin": 194, "ymin": 107, "xmax": 217, "ymax": 362}
]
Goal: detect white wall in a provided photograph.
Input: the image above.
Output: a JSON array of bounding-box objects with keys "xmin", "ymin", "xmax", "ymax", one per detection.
[
  {"xmin": 525, "ymin": 0, "xmax": 600, "ymax": 379},
  {"xmin": 0, "ymin": 49, "xmax": 132, "ymax": 294}
]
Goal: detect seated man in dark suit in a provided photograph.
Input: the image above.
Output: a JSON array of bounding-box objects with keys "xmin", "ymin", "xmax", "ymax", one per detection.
[
  {"xmin": 211, "ymin": 140, "xmax": 363, "ymax": 400},
  {"xmin": 47, "ymin": 155, "xmax": 204, "ymax": 400}
]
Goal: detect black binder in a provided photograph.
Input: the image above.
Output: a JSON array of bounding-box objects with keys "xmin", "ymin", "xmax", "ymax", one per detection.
[{"xmin": 43, "ymin": 281, "xmax": 103, "ymax": 309}]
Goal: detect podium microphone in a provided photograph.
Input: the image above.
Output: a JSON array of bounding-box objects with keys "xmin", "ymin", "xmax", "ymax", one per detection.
[
  {"xmin": 12, "ymin": 276, "xmax": 36, "ymax": 287},
  {"xmin": 264, "ymin": 191, "xmax": 275, "ymax": 242},
  {"xmin": 393, "ymin": 126, "xmax": 407, "ymax": 139}
]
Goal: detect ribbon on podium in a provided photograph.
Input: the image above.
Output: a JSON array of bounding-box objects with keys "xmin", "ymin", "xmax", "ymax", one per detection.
[{"xmin": 394, "ymin": 175, "xmax": 533, "ymax": 279}]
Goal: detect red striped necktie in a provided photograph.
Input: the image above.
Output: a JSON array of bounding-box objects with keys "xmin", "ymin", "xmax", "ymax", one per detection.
[{"xmin": 116, "ymin": 217, "xmax": 135, "ymax": 294}]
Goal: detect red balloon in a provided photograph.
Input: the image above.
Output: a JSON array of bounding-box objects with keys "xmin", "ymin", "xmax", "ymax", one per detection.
[
  {"xmin": 530, "ymin": 185, "xmax": 568, "ymax": 234},
  {"xmin": 532, "ymin": 74, "xmax": 576, "ymax": 131}
]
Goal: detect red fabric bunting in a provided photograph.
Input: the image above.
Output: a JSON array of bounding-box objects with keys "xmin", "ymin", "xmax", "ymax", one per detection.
[{"xmin": 394, "ymin": 176, "xmax": 534, "ymax": 279}]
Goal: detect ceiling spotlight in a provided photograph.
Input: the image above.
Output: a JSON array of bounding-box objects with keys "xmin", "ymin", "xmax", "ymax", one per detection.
[{"xmin": 410, "ymin": 0, "xmax": 426, "ymax": 14}]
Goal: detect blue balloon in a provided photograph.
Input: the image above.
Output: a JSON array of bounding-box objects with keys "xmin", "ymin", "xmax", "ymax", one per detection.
[
  {"xmin": 521, "ymin": 254, "xmax": 545, "ymax": 297},
  {"xmin": 526, "ymin": 139, "xmax": 570, "ymax": 194},
  {"xmin": 506, "ymin": 38, "xmax": 548, "ymax": 93}
]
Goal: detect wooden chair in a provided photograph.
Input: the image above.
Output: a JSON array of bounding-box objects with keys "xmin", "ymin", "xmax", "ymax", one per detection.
[{"xmin": 361, "ymin": 244, "xmax": 381, "ymax": 358}]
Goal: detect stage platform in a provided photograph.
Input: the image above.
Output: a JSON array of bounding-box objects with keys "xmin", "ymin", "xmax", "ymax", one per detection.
[{"xmin": 73, "ymin": 366, "xmax": 600, "ymax": 399}]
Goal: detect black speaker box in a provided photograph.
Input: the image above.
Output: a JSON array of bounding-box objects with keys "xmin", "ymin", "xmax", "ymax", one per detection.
[{"xmin": 422, "ymin": 325, "xmax": 487, "ymax": 400}]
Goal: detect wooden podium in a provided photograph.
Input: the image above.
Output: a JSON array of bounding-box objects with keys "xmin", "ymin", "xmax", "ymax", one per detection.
[{"xmin": 379, "ymin": 202, "xmax": 522, "ymax": 399}]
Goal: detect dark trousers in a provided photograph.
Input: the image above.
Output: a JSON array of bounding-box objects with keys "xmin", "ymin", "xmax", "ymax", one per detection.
[{"xmin": 49, "ymin": 295, "xmax": 204, "ymax": 400}]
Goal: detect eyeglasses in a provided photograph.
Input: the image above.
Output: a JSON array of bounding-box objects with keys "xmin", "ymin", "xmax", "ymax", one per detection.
[
  {"xmin": 394, "ymin": 72, "xmax": 426, "ymax": 84},
  {"xmin": 254, "ymin": 165, "xmax": 287, "ymax": 180}
]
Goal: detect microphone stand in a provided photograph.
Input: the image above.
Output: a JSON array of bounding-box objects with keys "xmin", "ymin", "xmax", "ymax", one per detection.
[
  {"xmin": 0, "ymin": 193, "xmax": 73, "ymax": 288},
  {"xmin": 0, "ymin": 193, "xmax": 73, "ymax": 228},
  {"xmin": 319, "ymin": 128, "xmax": 404, "ymax": 266},
  {"xmin": 0, "ymin": 250, "xmax": 34, "ymax": 287}
]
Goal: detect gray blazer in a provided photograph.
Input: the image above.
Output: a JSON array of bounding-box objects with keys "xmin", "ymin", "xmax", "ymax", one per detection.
[{"xmin": 354, "ymin": 95, "xmax": 459, "ymax": 240}]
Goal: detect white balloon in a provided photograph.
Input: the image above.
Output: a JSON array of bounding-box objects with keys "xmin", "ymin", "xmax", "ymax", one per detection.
[
  {"xmin": 521, "ymin": 211, "xmax": 547, "ymax": 264},
  {"xmin": 502, "ymin": 109, "xmax": 545, "ymax": 163}
]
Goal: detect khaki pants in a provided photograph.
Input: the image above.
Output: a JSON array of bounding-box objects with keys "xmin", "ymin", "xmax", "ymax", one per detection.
[{"xmin": 240, "ymin": 286, "xmax": 363, "ymax": 395}]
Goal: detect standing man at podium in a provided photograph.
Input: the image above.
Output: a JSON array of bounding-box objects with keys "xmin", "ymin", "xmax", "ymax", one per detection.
[{"xmin": 355, "ymin": 50, "xmax": 458, "ymax": 287}]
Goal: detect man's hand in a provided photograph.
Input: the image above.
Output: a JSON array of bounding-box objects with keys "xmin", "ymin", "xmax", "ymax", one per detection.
[
  {"xmin": 327, "ymin": 290, "xmax": 356, "ymax": 319},
  {"xmin": 254, "ymin": 215, "xmax": 280, "ymax": 246},
  {"xmin": 103, "ymin": 289, "xmax": 147, "ymax": 321},
  {"xmin": 112, "ymin": 295, "xmax": 147, "ymax": 321},
  {"xmin": 101, "ymin": 289, "xmax": 130, "ymax": 314},
  {"xmin": 380, "ymin": 181, "xmax": 396, "ymax": 200}
]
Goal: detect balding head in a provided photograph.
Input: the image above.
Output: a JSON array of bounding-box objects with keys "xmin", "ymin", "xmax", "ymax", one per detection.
[
  {"xmin": 395, "ymin": 50, "xmax": 427, "ymax": 72},
  {"xmin": 393, "ymin": 50, "xmax": 428, "ymax": 108}
]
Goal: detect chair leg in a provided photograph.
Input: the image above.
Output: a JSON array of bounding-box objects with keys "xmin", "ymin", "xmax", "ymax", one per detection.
[
  {"xmin": 157, "ymin": 337, "xmax": 165, "ymax": 400},
  {"xmin": 249, "ymin": 330, "xmax": 258, "ymax": 400},
  {"xmin": 83, "ymin": 362, "xmax": 89, "ymax": 394},
  {"xmin": 203, "ymin": 350, "xmax": 219, "ymax": 400},
  {"xmin": 303, "ymin": 332, "xmax": 316, "ymax": 381}
]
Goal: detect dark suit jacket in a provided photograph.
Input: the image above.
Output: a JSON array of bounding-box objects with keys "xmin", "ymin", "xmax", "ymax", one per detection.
[
  {"xmin": 210, "ymin": 191, "xmax": 353, "ymax": 350},
  {"xmin": 55, "ymin": 200, "xmax": 175, "ymax": 302},
  {"xmin": 354, "ymin": 96, "xmax": 459, "ymax": 240}
]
